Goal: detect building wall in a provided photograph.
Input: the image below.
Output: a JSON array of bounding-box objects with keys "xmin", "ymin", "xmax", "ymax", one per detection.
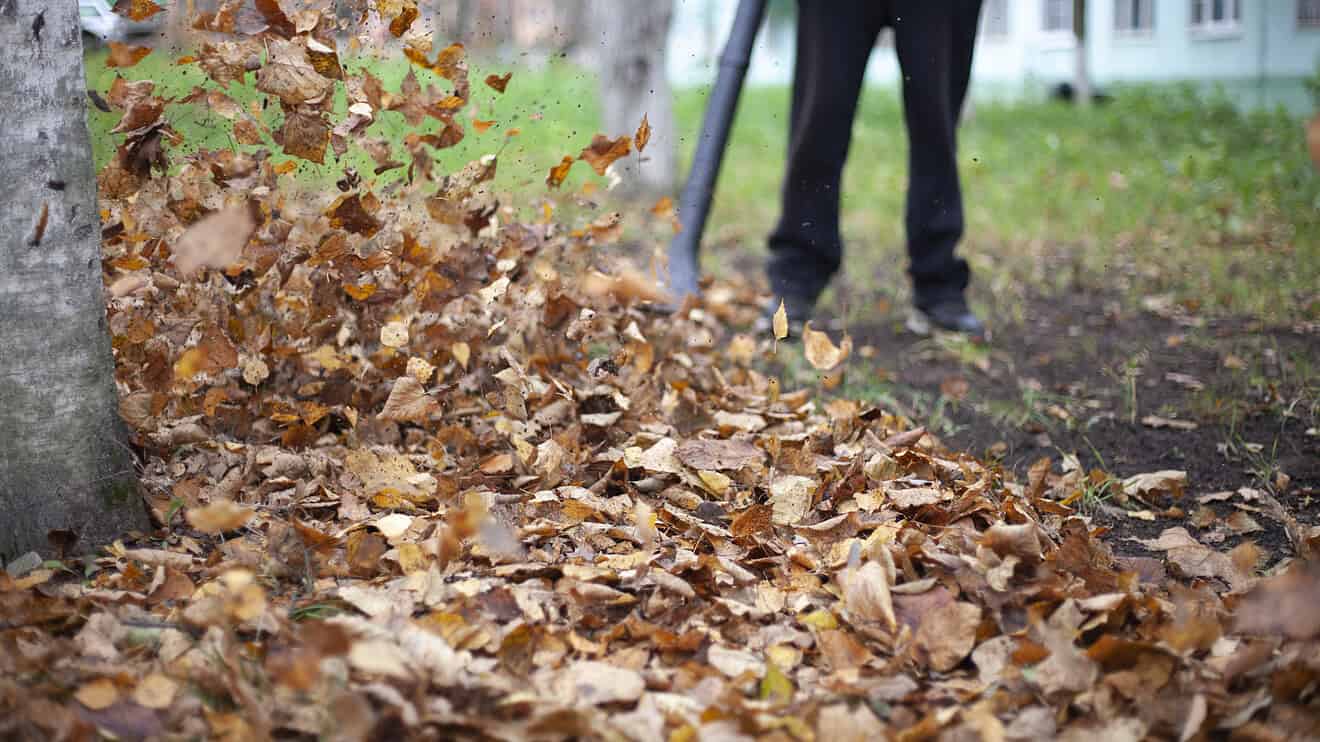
[{"xmin": 665, "ymin": 0, "xmax": 1320, "ymax": 108}]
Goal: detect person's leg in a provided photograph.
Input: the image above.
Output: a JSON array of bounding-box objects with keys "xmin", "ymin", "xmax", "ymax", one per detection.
[
  {"xmin": 766, "ymin": 0, "xmax": 885, "ymax": 313},
  {"xmin": 892, "ymin": 2, "xmax": 982, "ymax": 313}
]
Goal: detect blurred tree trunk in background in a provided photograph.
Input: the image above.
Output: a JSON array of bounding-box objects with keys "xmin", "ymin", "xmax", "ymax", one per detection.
[
  {"xmin": 586, "ymin": 0, "xmax": 676, "ymax": 198},
  {"xmin": 0, "ymin": 0, "xmax": 147, "ymax": 562}
]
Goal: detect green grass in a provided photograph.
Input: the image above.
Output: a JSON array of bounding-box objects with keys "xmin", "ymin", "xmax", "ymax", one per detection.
[
  {"xmin": 688, "ymin": 82, "xmax": 1320, "ymax": 324},
  {"xmin": 85, "ymin": 48, "xmax": 1320, "ymax": 323}
]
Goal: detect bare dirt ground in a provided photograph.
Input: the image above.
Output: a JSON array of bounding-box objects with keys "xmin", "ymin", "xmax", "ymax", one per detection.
[{"xmin": 827, "ymin": 288, "xmax": 1319, "ymax": 565}]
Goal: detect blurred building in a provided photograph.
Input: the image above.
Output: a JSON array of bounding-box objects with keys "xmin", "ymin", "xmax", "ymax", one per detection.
[{"xmin": 668, "ymin": 0, "xmax": 1320, "ymax": 111}]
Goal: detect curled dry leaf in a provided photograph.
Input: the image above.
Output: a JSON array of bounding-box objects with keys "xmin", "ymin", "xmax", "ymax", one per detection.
[{"xmin": 840, "ymin": 561, "xmax": 896, "ymax": 630}]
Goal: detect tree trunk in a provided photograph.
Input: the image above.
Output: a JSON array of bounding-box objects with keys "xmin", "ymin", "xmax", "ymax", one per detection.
[
  {"xmin": 587, "ymin": 0, "xmax": 676, "ymax": 198},
  {"xmin": 0, "ymin": 0, "xmax": 147, "ymax": 563},
  {"xmin": 1072, "ymin": 0, "xmax": 1091, "ymax": 107}
]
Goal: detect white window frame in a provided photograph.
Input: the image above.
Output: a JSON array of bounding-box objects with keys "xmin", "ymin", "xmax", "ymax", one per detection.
[
  {"xmin": 1300, "ymin": 0, "xmax": 1320, "ymax": 29},
  {"xmin": 1189, "ymin": 0, "xmax": 1243, "ymax": 39},
  {"xmin": 1114, "ymin": 0, "xmax": 1155, "ymax": 36},
  {"xmin": 981, "ymin": 0, "xmax": 1011, "ymax": 41},
  {"xmin": 1039, "ymin": 0, "xmax": 1076, "ymax": 48}
]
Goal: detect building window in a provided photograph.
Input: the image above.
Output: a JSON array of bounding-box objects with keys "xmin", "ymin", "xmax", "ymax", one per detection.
[
  {"xmin": 1042, "ymin": 0, "xmax": 1073, "ymax": 32},
  {"xmin": 1189, "ymin": 0, "xmax": 1242, "ymax": 34},
  {"xmin": 1301, "ymin": 0, "xmax": 1320, "ymax": 28},
  {"xmin": 1115, "ymin": 0, "xmax": 1155, "ymax": 33},
  {"xmin": 982, "ymin": 0, "xmax": 1010, "ymax": 39}
]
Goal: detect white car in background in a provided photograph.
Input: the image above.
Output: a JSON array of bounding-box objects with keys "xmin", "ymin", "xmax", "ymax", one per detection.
[{"xmin": 80, "ymin": 0, "xmax": 164, "ymax": 43}]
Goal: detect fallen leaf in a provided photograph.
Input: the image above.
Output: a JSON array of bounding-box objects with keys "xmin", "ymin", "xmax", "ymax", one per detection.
[
  {"xmin": 132, "ymin": 673, "xmax": 178, "ymax": 710},
  {"xmin": 186, "ymin": 500, "xmax": 255, "ymax": 534},
  {"xmin": 914, "ymin": 601, "xmax": 981, "ymax": 671},
  {"xmin": 769, "ymin": 475, "xmax": 816, "ymax": 525},
  {"xmin": 75, "ymin": 678, "xmax": 120, "ymax": 710}
]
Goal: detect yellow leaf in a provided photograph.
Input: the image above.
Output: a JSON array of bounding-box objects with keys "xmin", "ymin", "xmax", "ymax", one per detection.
[
  {"xmin": 697, "ymin": 470, "xmax": 732, "ymax": 497},
  {"xmin": 132, "ymin": 672, "xmax": 178, "ymax": 710},
  {"xmin": 75, "ymin": 678, "xmax": 119, "ymax": 710},
  {"xmin": 759, "ymin": 661, "xmax": 794, "ymax": 704},
  {"xmin": 452, "ymin": 341, "xmax": 471, "ymax": 369},
  {"xmin": 802, "ymin": 322, "xmax": 852, "ymax": 371},
  {"xmin": 772, "ymin": 300, "xmax": 788, "ymax": 340},
  {"xmin": 798, "ymin": 609, "xmax": 838, "ymax": 631}
]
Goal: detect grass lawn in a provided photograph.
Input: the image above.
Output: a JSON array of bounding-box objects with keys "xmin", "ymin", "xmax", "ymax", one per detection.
[{"xmin": 86, "ymin": 48, "xmax": 1320, "ymax": 325}]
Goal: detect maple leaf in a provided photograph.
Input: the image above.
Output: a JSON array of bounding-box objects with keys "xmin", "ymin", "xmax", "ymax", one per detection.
[{"xmin": 485, "ymin": 72, "xmax": 512, "ymax": 93}]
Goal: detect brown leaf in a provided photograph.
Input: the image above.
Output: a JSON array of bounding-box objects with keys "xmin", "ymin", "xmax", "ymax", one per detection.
[
  {"xmin": 325, "ymin": 193, "xmax": 382, "ymax": 237},
  {"xmin": 256, "ymin": 40, "xmax": 334, "ymax": 106},
  {"xmin": 546, "ymin": 155, "xmax": 574, "ymax": 188},
  {"xmin": 106, "ymin": 42, "xmax": 152, "ymax": 68},
  {"xmin": 388, "ymin": 1, "xmax": 419, "ymax": 37},
  {"xmin": 730, "ymin": 504, "xmax": 774, "ymax": 539},
  {"xmin": 379, "ymin": 376, "xmax": 440, "ymax": 423},
  {"xmin": 676, "ymin": 438, "xmax": 764, "ymax": 471},
  {"xmin": 278, "ymin": 107, "xmax": 329, "ymax": 164},
  {"xmin": 578, "ymin": 134, "xmax": 632, "ymax": 176},
  {"xmin": 1234, "ymin": 561, "xmax": 1320, "ymax": 639},
  {"xmin": 841, "ymin": 561, "xmax": 896, "ymax": 630},
  {"xmin": 485, "ymin": 72, "xmax": 512, "ymax": 93},
  {"xmin": 914, "ymin": 601, "xmax": 981, "ymax": 671},
  {"xmin": 634, "ymin": 113, "xmax": 651, "ymax": 152},
  {"xmin": 112, "ymin": 0, "xmax": 164, "ymax": 21}
]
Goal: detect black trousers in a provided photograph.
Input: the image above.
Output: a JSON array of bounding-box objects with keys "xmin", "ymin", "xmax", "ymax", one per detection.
[{"xmin": 767, "ymin": 0, "xmax": 983, "ymax": 309}]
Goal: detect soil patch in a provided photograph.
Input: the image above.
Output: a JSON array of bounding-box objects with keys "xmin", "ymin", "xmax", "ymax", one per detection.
[{"xmin": 829, "ymin": 289, "xmax": 1319, "ymax": 563}]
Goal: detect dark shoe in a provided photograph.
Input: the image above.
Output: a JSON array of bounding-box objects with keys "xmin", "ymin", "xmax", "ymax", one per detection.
[
  {"xmin": 907, "ymin": 299, "xmax": 988, "ymax": 341},
  {"xmin": 753, "ymin": 293, "xmax": 816, "ymax": 338}
]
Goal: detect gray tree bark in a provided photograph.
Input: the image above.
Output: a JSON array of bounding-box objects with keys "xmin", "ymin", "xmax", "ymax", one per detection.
[
  {"xmin": 0, "ymin": 0, "xmax": 147, "ymax": 563},
  {"xmin": 586, "ymin": 0, "xmax": 676, "ymax": 198}
]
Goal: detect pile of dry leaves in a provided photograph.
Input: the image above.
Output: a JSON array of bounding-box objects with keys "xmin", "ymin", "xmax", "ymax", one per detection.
[{"xmin": 3, "ymin": 2, "xmax": 1320, "ymax": 740}]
